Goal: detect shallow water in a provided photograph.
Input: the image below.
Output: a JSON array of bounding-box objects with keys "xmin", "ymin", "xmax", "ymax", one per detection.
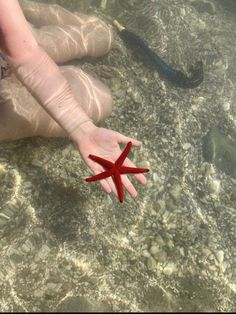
[{"xmin": 0, "ymin": 0, "xmax": 236, "ymax": 312}]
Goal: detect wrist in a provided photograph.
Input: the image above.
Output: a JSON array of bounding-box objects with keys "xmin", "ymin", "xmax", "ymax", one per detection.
[{"xmin": 69, "ymin": 119, "xmax": 96, "ymax": 142}]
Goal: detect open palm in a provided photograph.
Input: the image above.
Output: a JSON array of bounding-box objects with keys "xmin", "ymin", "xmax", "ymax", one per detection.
[{"xmin": 76, "ymin": 126, "xmax": 148, "ymax": 201}]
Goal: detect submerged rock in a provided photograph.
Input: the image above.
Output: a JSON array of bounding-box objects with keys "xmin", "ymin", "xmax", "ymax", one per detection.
[{"xmin": 202, "ymin": 128, "xmax": 236, "ymax": 178}]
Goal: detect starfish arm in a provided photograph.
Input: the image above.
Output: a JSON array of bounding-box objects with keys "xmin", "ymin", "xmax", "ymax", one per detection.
[
  {"xmin": 114, "ymin": 169, "xmax": 124, "ymax": 203},
  {"xmin": 88, "ymin": 154, "xmax": 114, "ymax": 168},
  {"xmin": 120, "ymin": 166, "xmax": 150, "ymax": 174},
  {"xmin": 85, "ymin": 168, "xmax": 114, "ymax": 182},
  {"xmin": 115, "ymin": 141, "xmax": 132, "ymax": 167}
]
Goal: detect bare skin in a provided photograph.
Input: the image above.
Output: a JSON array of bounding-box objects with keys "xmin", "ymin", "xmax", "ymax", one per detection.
[{"xmin": 0, "ymin": 0, "xmax": 148, "ymax": 201}]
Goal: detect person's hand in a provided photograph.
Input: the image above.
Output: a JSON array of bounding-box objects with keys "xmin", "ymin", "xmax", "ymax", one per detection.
[{"xmin": 74, "ymin": 123, "xmax": 148, "ymax": 201}]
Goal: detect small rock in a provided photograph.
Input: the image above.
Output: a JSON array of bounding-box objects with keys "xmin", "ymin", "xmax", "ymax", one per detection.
[
  {"xmin": 216, "ymin": 250, "xmax": 224, "ymax": 264},
  {"xmin": 38, "ymin": 244, "xmax": 50, "ymax": 260},
  {"xmin": 229, "ymin": 283, "xmax": 236, "ymax": 293},
  {"xmin": 183, "ymin": 143, "xmax": 192, "ymax": 150},
  {"xmin": 142, "ymin": 250, "xmax": 151, "ymax": 258},
  {"xmin": 147, "ymin": 257, "xmax": 157, "ymax": 271},
  {"xmin": 202, "ymin": 248, "xmax": 211, "ymax": 257},
  {"xmin": 152, "ymin": 172, "xmax": 158, "ymax": 182},
  {"xmin": 31, "ymin": 159, "xmax": 43, "ymax": 167},
  {"xmin": 157, "ymin": 199, "xmax": 166, "ymax": 210},
  {"xmin": 202, "ymin": 128, "xmax": 236, "ymax": 178},
  {"xmin": 179, "ymin": 247, "xmax": 185, "ymax": 257},
  {"xmin": 45, "ymin": 282, "xmax": 62, "ymax": 296},
  {"xmin": 169, "ymin": 184, "xmax": 182, "ymax": 201},
  {"xmin": 222, "ymin": 102, "xmax": 230, "ymax": 111},
  {"xmin": 34, "ymin": 289, "xmax": 44, "ymax": 298},
  {"xmin": 166, "ymin": 239, "xmax": 174, "ymax": 250},
  {"xmin": 208, "ymin": 178, "xmax": 221, "ymax": 196},
  {"xmin": 163, "ymin": 262, "xmax": 177, "ymax": 275},
  {"xmin": 150, "ymin": 245, "xmax": 159, "ymax": 256}
]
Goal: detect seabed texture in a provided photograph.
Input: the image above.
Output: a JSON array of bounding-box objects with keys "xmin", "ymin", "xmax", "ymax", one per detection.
[{"xmin": 0, "ymin": 0, "xmax": 236, "ymax": 312}]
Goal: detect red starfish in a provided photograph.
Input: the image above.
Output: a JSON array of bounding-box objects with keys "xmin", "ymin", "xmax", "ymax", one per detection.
[{"xmin": 85, "ymin": 141, "xmax": 149, "ymax": 203}]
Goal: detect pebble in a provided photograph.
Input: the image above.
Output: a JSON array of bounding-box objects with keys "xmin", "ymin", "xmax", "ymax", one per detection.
[
  {"xmin": 21, "ymin": 243, "xmax": 31, "ymax": 253},
  {"xmin": 195, "ymin": 96, "xmax": 205, "ymax": 105},
  {"xmin": 163, "ymin": 262, "xmax": 177, "ymax": 275},
  {"xmin": 183, "ymin": 143, "xmax": 192, "ymax": 150},
  {"xmin": 179, "ymin": 247, "xmax": 185, "ymax": 257},
  {"xmin": 31, "ymin": 159, "xmax": 43, "ymax": 167},
  {"xmin": 218, "ymin": 263, "xmax": 226, "ymax": 273},
  {"xmin": 229, "ymin": 283, "xmax": 236, "ymax": 293},
  {"xmin": 152, "ymin": 172, "xmax": 158, "ymax": 182},
  {"xmin": 202, "ymin": 248, "xmax": 211, "ymax": 257},
  {"xmin": 150, "ymin": 245, "xmax": 159, "ymax": 256},
  {"xmin": 37, "ymin": 244, "xmax": 50, "ymax": 260},
  {"xmin": 216, "ymin": 250, "xmax": 224, "ymax": 264},
  {"xmin": 131, "ymin": 91, "xmax": 142, "ymax": 104},
  {"xmin": 162, "ymin": 211, "xmax": 170, "ymax": 223},
  {"xmin": 34, "ymin": 289, "xmax": 44, "ymax": 298},
  {"xmin": 147, "ymin": 257, "xmax": 157, "ymax": 271},
  {"xmin": 166, "ymin": 239, "xmax": 174, "ymax": 250},
  {"xmin": 150, "ymin": 210, "xmax": 157, "ymax": 216},
  {"xmin": 24, "ymin": 239, "xmax": 35, "ymax": 251},
  {"xmin": 44, "ymin": 282, "xmax": 62, "ymax": 296},
  {"xmin": 0, "ymin": 213, "xmax": 10, "ymax": 226},
  {"xmin": 142, "ymin": 250, "xmax": 151, "ymax": 258},
  {"xmin": 222, "ymin": 102, "xmax": 230, "ymax": 111},
  {"xmin": 167, "ymin": 223, "xmax": 176, "ymax": 230},
  {"xmin": 111, "ymin": 78, "xmax": 122, "ymax": 91},
  {"xmin": 169, "ymin": 184, "xmax": 182, "ymax": 200},
  {"xmin": 208, "ymin": 178, "xmax": 221, "ymax": 195},
  {"xmin": 155, "ymin": 235, "xmax": 165, "ymax": 246}
]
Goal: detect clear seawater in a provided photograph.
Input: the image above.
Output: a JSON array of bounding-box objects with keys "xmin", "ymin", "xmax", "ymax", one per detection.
[{"xmin": 0, "ymin": 0, "xmax": 236, "ymax": 312}]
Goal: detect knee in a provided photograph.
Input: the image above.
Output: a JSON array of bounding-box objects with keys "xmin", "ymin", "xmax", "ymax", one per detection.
[
  {"xmin": 60, "ymin": 65, "xmax": 113, "ymax": 123},
  {"xmin": 86, "ymin": 17, "xmax": 114, "ymax": 58}
]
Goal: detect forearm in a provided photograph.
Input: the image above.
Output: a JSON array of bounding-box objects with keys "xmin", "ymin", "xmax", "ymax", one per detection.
[
  {"xmin": 0, "ymin": 0, "xmax": 95, "ymax": 141},
  {"xmin": 7, "ymin": 44, "xmax": 95, "ymax": 140}
]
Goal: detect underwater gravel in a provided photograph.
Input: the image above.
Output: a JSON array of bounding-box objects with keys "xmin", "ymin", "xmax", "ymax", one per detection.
[{"xmin": 0, "ymin": 0, "xmax": 236, "ymax": 312}]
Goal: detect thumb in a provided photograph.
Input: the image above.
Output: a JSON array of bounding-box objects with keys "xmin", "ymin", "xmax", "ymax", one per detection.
[{"xmin": 116, "ymin": 133, "xmax": 142, "ymax": 147}]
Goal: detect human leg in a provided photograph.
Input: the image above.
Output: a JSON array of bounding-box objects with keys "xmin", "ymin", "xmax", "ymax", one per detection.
[
  {"xmin": 20, "ymin": 0, "xmax": 113, "ymax": 63},
  {"xmin": 0, "ymin": 1, "xmax": 113, "ymax": 142},
  {"xmin": 0, "ymin": 66, "xmax": 112, "ymax": 141},
  {"xmin": 59, "ymin": 65, "xmax": 113, "ymax": 123}
]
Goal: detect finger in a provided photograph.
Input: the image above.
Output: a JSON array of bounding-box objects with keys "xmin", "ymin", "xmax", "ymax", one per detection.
[
  {"xmin": 106, "ymin": 175, "xmax": 119, "ymax": 199},
  {"xmin": 109, "ymin": 174, "xmax": 138, "ymax": 201},
  {"xmin": 123, "ymin": 158, "xmax": 149, "ymax": 185},
  {"xmin": 121, "ymin": 174, "xmax": 138, "ymax": 199},
  {"xmin": 108, "ymin": 173, "xmax": 136, "ymax": 201},
  {"xmin": 134, "ymin": 173, "xmax": 147, "ymax": 185},
  {"xmin": 86, "ymin": 158, "xmax": 119, "ymax": 198},
  {"xmin": 115, "ymin": 133, "xmax": 142, "ymax": 147},
  {"xmin": 86, "ymin": 160, "xmax": 112, "ymax": 193},
  {"xmin": 99, "ymin": 179, "xmax": 112, "ymax": 194}
]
